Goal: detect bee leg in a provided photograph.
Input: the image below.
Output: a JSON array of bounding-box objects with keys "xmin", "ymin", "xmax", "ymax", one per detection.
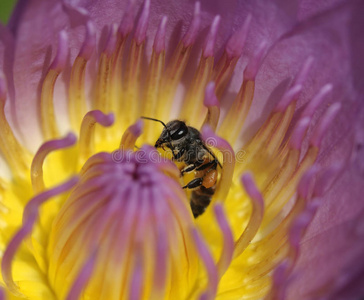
[
  {"xmin": 182, "ymin": 178, "xmax": 203, "ymax": 189},
  {"xmin": 171, "ymin": 148, "xmax": 185, "ymax": 160},
  {"xmin": 180, "ymin": 160, "xmax": 204, "ymax": 176},
  {"xmin": 195, "ymin": 159, "xmax": 217, "ymax": 171}
]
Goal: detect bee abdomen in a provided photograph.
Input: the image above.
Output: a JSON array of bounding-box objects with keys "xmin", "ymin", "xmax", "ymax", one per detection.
[{"xmin": 190, "ymin": 186, "xmax": 215, "ymax": 218}]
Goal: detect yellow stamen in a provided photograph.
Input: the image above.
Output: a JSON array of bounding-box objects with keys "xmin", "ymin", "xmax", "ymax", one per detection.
[
  {"xmin": 119, "ymin": 120, "xmax": 143, "ymax": 150},
  {"xmin": 31, "ymin": 134, "xmax": 76, "ymax": 194},
  {"xmin": 78, "ymin": 111, "xmax": 114, "ymax": 166}
]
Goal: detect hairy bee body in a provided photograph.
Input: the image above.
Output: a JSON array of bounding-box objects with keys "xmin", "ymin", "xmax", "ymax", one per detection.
[{"xmin": 146, "ymin": 118, "xmax": 220, "ymax": 218}]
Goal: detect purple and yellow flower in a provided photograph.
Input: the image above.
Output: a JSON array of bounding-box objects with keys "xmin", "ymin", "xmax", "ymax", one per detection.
[{"xmin": 0, "ymin": 0, "xmax": 363, "ymax": 299}]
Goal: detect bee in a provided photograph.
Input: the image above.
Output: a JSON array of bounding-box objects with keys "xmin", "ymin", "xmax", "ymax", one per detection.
[{"xmin": 142, "ymin": 117, "xmax": 222, "ymax": 218}]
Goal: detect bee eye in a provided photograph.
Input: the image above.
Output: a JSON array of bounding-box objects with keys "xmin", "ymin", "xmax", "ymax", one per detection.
[{"xmin": 171, "ymin": 126, "xmax": 187, "ymax": 140}]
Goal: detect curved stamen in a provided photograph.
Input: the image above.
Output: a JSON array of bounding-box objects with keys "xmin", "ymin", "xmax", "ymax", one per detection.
[
  {"xmin": 78, "ymin": 110, "xmax": 114, "ymax": 166},
  {"xmin": 31, "ymin": 133, "xmax": 77, "ymax": 193},
  {"xmin": 120, "ymin": 119, "xmax": 143, "ymax": 150},
  {"xmin": 234, "ymin": 173, "xmax": 264, "ymax": 259},
  {"xmin": 41, "ymin": 31, "xmax": 68, "ymax": 140},
  {"xmin": 201, "ymin": 125, "xmax": 235, "ymax": 203},
  {"xmin": 1, "ymin": 177, "xmax": 78, "ymax": 296}
]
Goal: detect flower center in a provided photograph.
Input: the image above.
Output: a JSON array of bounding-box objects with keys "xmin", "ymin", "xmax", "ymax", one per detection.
[{"xmin": 47, "ymin": 148, "xmax": 201, "ymax": 300}]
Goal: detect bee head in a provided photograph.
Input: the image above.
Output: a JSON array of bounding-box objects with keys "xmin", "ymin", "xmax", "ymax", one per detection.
[
  {"xmin": 141, "ymin": 117, "xmax": 189, "ymax": 150},
  {"xmin": 155, "ymin": 120, "xmax": 188, "ymax": 148}
]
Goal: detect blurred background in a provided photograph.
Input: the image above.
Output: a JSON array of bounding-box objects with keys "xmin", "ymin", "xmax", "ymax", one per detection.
[{"xmin": 0, "ymin": 0, "xmax": 17, "ymax": 24}]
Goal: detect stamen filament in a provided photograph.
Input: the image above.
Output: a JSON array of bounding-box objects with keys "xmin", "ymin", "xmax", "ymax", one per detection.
[
  {"xmin": 31, "ymin": 133, "xmax": 77, "ymax": 193},
  {"xmin": 119, "ymin": 119, "xmax": 143, "ymax": 150},
  {"xmin": 78, "ymin": 110, "xmax": 114, "ymax": 166}
]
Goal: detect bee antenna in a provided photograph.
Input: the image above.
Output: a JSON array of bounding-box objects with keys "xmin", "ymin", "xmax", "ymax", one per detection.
[
  {"xmin": 141, "ymin": 117, "xmax": 168, "ymax": 130},
  {"xmin": 141, "ymin": 116, "xmax": 174, "ymax": 151}
]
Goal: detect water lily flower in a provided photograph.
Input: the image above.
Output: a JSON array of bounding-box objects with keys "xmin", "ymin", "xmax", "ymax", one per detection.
[{"xmin": 0, "ymin": 0, "xmax": 363, "ymax": 299}]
